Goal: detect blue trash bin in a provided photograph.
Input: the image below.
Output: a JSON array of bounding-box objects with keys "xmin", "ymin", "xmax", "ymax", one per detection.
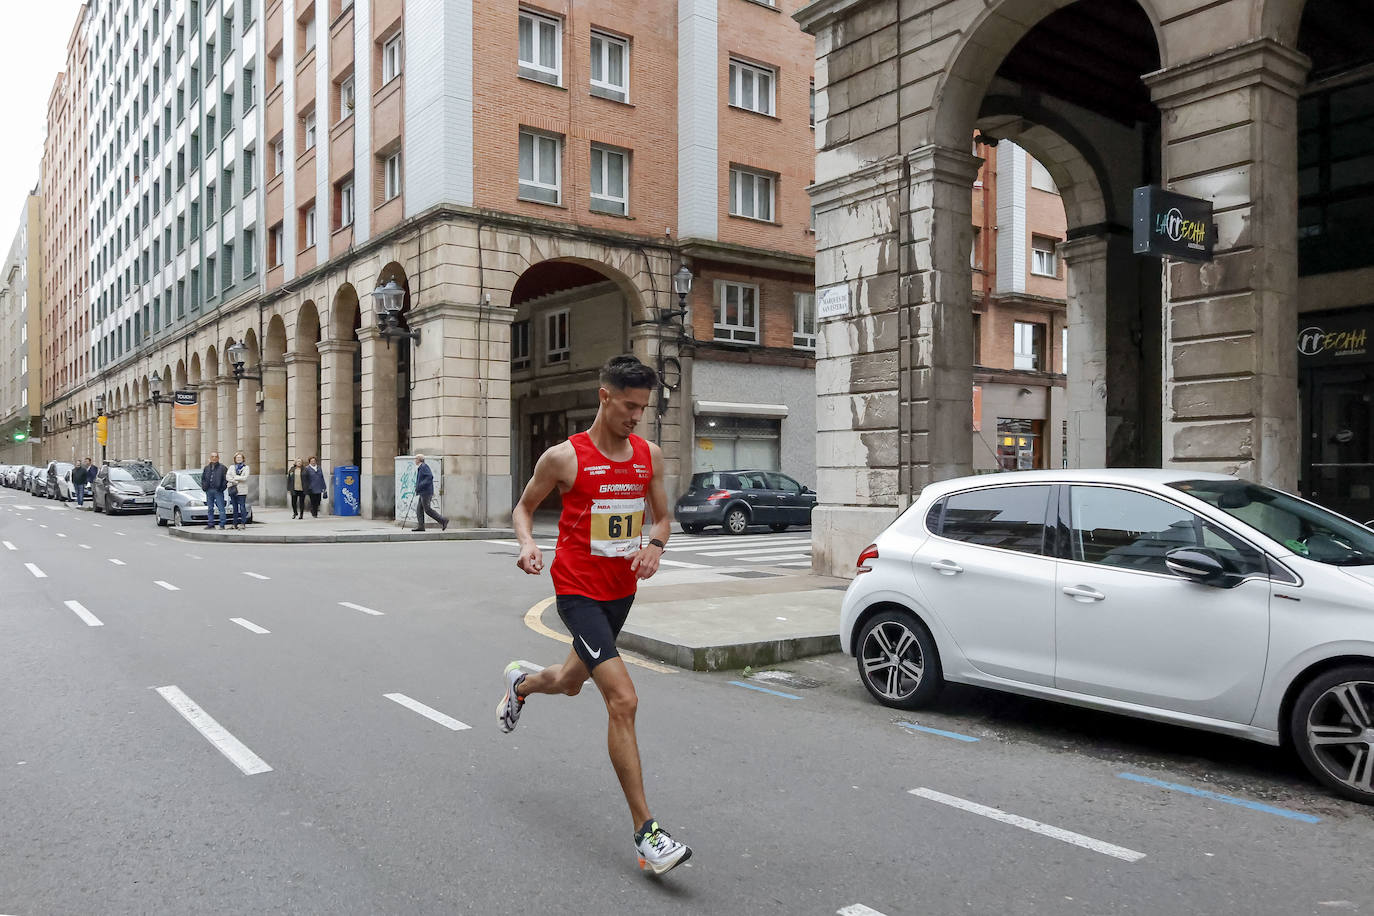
[{"xmin": 333, "ymin": 465, "xmax": 360, "ymax": 516}]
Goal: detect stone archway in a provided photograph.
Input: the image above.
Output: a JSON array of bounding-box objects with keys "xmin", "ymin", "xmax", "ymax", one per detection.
[
  {"xmin": 321, "ymin": 284, "xmax": 362, "ymax": 508},
  {"xmin": 259, "ymin": 314, "xmax": 289, "ymax": 505},
  {"xmin": 289, "ymin": 300, "xmax": 322, "ymax": 465},
  {"xmin": 236, "ymin": 330, "xmax": 262, "ymax": 480}
]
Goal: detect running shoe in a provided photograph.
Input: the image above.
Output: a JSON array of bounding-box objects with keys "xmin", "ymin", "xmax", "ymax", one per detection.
[
  {"xmin": 635, "ymin": 821, "xmax": 692, "ymax": 875},
  {"xmin": 497, "ymin": 661, "xmax": 526, "ymax": 733}
]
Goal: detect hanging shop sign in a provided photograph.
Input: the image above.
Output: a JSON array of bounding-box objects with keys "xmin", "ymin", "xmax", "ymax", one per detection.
[
  {"xmin": 1132, "ymin": 186, "xmax": 1215, "ymax": 262},
  {"xmin": 173, "ymin": 390, "xmax": 199, "ymax": 429}
]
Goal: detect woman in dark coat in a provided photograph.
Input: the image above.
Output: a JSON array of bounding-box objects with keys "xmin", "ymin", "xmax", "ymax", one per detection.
[{"xmin": 287, "ymin": 458, "xmax": 307, "ymax": 519}]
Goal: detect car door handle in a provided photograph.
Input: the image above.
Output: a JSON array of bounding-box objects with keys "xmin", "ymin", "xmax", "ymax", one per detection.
[
  {"xmin": 930, "ymin": 560, "xmax": 963, "ymax": 575},
  {"xmin": 1062, "ymin": 585, "xmax": 1106, "ymax": 602}
]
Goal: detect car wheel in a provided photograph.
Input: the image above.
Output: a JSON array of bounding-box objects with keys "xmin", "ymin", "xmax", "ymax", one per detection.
[
  {"xmin": 770, "ymin": 524, "xmax": 789, "ymax": 532},
  {"xmin": 173, "ymin": 508, "xmax": 185, "ymax": 527},
  {"xmin": 156, "ymin": 509, "xmax": 168, "ymax": 527},
  {"xmin": 93, "ymin": 495, "xmax": 103, "ymax": 513},
  {"xmin": 856, "ymin": 609, "xmax": 943, "ymax": 710},
  {"xmin": 724, "ymin": 507, "xmax": 750, "ymax": 535},
  {"xmin": 682, "ymin": 523, "xmax": 704, "ymax": 534},
  {"xmin": 1290, "ymin": 666, "xmax": 1374, "ymax": 804}
]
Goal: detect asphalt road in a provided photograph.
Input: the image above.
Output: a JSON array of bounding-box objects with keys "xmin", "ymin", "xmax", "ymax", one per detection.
[{"xmin": 3, "ymin": 491, "xmax": 1373, "ymax": 916}]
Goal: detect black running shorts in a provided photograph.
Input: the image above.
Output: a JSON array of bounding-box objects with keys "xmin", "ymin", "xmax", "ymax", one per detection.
[{"xmin": 556, "ymin": 593, "xmax": 635, "ymax": 672}]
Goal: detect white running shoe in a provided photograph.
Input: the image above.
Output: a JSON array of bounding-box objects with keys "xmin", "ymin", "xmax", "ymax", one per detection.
[
  {"xmin": 497, "ymin": 662, "xmax": 526, "ymax": 733},
  {"xmin": 635, "ymin": 821, "xmax": 692, "ymax": 875}
]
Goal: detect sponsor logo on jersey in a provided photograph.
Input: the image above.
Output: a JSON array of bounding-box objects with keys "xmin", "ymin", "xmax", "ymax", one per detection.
[{"xmin": 599, "ymin": 482, "xmax": 643, "ymax": 494}]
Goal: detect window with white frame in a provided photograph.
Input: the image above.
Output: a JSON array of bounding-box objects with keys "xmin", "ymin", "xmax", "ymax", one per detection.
[
  {"xmin": 339, "ymin": 179, "xmax": 355, "ymax": 226},
  {"xmin": 518, "ymin": 129, "xmax": 561, "ymax": 204},
  {"xmin": 589, "ymin": 31, "xmax": 628, "ymax": 102},
  {"xmin": 793, "ymin": 292, "xmax": 816, "ymax": 349},
  {"xmin": 589, "ymin": 144, "xmax": 627, "ymax": 215},
  {"xmin": 729, "ymin": 58, "xmax": 775, "ymax": 116},
  {"xmin": 269, "ymin": 223, "xmax": 283, "ymax": 267},
  {"xmin": 1031, "ymin": 235, "xmax": 1058, "ymax": 277},
  {"xmin": 384, "ymin": 152, "xmax": 401, "ymax": 201},
  {"xmin": 1014, "ymin": 321, "xmax": 1043, "ymax": 371},
  {"xmin": 302, "ymin": 12, "xmax": 316, "ymax": 53},
  {"xmin": 303, "ymin": 109, "xmax": 317, "ymax": 150},
  {"xmin": 382, "ymin": 32, "xmax": 402, "ymax": 84},
  {"xmin": 303, "ymin": 204, "xmax": 317, "ymax": 248},
  {"xmin": 715, "ymin": 281, "xmax": 759, "ymax": 344},
  {"xmin": 511, "ymin": 319, "xmax": 531, "ymax": 370},
  {"xmin": 544, "ymin": 309, "xmax": 569, "ymax": 364},
  {"xmin": 518, "ymin": 9, "xmax": 561, "ymax": 85},
  {"xmin": 272, "ymin": 137, "xmax": 284, "ymax": 175},
  {"xmin": 729, "ymin": 166, "xmax": 774, "ymax": 221},
  {"xmin": 339, "ymin": 75, "xmax": 355, "ymax": 119}
]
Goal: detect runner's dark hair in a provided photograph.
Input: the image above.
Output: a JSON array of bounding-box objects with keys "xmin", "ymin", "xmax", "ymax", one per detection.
[{"xmin": 600, "ymin": 355, "xmax": 659, "ymax": 391}]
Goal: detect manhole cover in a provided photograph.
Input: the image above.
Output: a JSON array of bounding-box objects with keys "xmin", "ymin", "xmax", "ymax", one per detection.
[
  {"xmin": 748, "ymin": 670, "xmax": 822, "ymax": 689},
  {"xmin": 722, "ymin": 570, "xmax": 779, "ymax": 579}
]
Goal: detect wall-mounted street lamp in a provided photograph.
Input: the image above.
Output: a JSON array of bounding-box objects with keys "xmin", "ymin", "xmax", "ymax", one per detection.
[
  {"xmin": 95, "ymin": 393, "xmax": 106, "ymax": 414},
  {"xmin": 225, "ymin": 341, "xmax": 266, "ymax": 411},
  {"xmin": 372, "ymin": 279, "xmax": 420, "ymax": 347},
  {"xmin": 66, "ymin": 408, "xmax": 75, "ymax": 426},
  {"xmin": 95, "ymin": 392, "xmax": 108, "ymax": 462},
  {"xmin": 149, "ymin": 370, "xmax": 175, "ymax": 405},
  {"xmin": 654, "ymin": 266, "xmax": 693, "ymax": 419}
]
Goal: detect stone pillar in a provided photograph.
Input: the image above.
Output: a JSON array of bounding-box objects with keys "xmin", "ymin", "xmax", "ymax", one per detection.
[
  {"xmin": 809, "ymin": 145, "xmax": 981, "ymax": 577},
  {"xmin": 217, "ymin": 376, "xmax": 238, "ymax": 462},
  {"xmin": 318, "ymin": 340, "xmax": 358, "ymax": 497},
  {"xmin": 626, "ymin": 320, "xmax": 686, "ymax": 501},
  {"xmin": 198, "ymin": 382, "xmax": 217, "ymax": 466},
  {"xmin": 286, "ymin": 351, "xmax": 321, "ymax": 462},
  {"xmin": 358, "ymin": 327, "xmax": 398, "ymax": 519},
  {"xmin": 258, "ymin": 361, "xmax": 288, "ymax": 506},
  {"xmin": 236, "ymin": 371, "xmax": 261, "ymax": 490},
  {"xmin": 1147, "ymin": 40, "xmax": 1308, "ymax": 488},
  {"xmin": 1059, "ymin": 235, "xmax": 1110, "ymax": 469},
  {"xmin": 156, "ymin": 402, "xmax": 173, "ymax": 472},
  {"xmin": 407, "ymin": 301, "xmax": 515, "ymax": 527}
]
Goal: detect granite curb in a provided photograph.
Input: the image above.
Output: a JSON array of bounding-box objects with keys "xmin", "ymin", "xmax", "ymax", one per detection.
[{"xmin": 167, "ymin": 525, "xmax": 514, "ymax": 544}]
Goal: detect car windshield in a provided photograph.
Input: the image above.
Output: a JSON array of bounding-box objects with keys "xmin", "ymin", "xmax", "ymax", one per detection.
[
  {"xmin": 109, "ymin": 465, "xmax": 159, "ymax": 482},
  {"xmin": 177, "ymin": 473, "xmax": 204, "ymax": 491},
  {"xmin": 1171, "ymin": 479, "xmax": 1374, "ymax": 567}
]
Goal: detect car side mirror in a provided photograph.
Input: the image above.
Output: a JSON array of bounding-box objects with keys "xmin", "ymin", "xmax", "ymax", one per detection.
[
  {"xmin": 801, "ymin": 486, "xmax": 812, "ymax": 494},
  {"xmin": 1165, "ymin": 547, "xmax": 1232, "ymax": 587}
]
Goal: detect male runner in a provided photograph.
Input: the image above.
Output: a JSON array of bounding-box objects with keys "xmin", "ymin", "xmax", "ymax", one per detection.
[{"xmin": 498, "ymin": 355, "xmax": 692, "ymax": 876}]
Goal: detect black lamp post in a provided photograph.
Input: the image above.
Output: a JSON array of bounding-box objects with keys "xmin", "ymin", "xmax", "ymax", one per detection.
[
  {"xmin": 654, "ymin": 266, "xmax": 693, "ymax": 419},
  {"xmin": 372, "ymin": 279, "xmax": 420, "ymax": 347},
  {"xmin": 149, "ymin": 370, "xmax": 174, "ymax": 405},
  {"xmin": 96, "ymin": 392, "xmax": 107, "ymax": 462}
]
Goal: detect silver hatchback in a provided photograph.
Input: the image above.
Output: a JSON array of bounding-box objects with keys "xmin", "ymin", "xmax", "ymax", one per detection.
[
  {"xmin": 840, "ymin": 469, "xmax": 1374, "ymax": 804},
  {"xmin": 154, "ymin": 470, "xmax": 253, "ymax": 526}
]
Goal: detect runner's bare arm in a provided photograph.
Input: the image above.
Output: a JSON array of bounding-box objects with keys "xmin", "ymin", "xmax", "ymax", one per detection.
[
  {"xmin": 630, "ymin": 442, "xmax": 671, "ymax": 579},
  {"xmin": 513, "ymin": 441, "xmax": 575, "ymax": 575}
]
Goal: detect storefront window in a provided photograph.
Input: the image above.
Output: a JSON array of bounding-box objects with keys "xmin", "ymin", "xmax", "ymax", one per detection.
[
  {"xmin": 1298, "ymin": 77, "xmax": 1374, "ymax": 275},
  {"xmin": 694, "ymin": 415, "xmax": 781, "ymax": 471}
]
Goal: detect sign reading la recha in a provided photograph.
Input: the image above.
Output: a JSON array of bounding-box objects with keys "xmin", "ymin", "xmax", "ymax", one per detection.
[{"xmin": 1133, "ymin": 186, "xmax": 1215, "ymax": 263}]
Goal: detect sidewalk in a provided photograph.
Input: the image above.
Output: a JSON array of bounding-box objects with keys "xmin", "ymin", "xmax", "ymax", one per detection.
[{"xmin": 160, "ymin": 505, "xmax": 512, "ymax": 543}]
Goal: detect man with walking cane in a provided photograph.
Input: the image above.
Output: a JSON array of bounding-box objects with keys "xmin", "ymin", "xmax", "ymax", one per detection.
[{"xmin": 410, "ymin": 454, "xmax": 448, "ymax": 532}]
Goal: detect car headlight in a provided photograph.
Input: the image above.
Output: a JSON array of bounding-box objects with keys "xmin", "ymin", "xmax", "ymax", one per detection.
[{"xmin": 188, "ymin": 499, "xmax": 205, "ymax": 507}]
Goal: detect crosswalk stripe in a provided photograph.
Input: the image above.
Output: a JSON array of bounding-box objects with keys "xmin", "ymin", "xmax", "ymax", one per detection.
[
  {"xmin": 673, "ymin": 540, "xmax": 812, "ymax": 553},
  {"xmin": 695, "ymin": 546, "xmax": 815, "ymax": 558},
  {"xmin": 658, "ymin": 558, "xmax": 710, "ymax": 569},
  {"xmin": 385, "ymin": 693, "xmax": 471, "ymax": 731},
  {"xmin": 739, "ymin": 554, "xmax": 812, "ymax": 563}
]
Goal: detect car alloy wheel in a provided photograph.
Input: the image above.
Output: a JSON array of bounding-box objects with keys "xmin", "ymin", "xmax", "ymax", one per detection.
[
  {"xmin": 856, "ymin": 610, "xmax": 942, "ymax": 710},
  {"xmin": 725, "ymin": 507, "xmax": 750, "ymax": 535},
  {"xmin": 173, "ymin": 508, "xmax": 185, "ymax": 527},
  {"xmin": 1293, "ymin": 669, "xmax": 1374, "ymax": 803}
]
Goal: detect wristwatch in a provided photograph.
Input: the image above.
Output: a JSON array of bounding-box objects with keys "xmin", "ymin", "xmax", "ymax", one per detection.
[{"xmin": 649, "ymin": 538, "xmax": 667, "ymax": 550}]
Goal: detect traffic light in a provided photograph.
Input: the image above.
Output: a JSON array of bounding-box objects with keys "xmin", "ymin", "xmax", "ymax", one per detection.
[{"xmin": 11, "ymin": 429, "xmax": 27, "ymax": 443}]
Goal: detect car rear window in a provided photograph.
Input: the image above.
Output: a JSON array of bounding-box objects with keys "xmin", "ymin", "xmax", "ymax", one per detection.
[{"xmin": 937, "ymin": 485, "xmax": 1052, "ymax": 555}]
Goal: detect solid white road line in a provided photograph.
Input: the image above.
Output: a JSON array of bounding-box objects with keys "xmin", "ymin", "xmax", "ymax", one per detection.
[
  {"xmin": 339, "ymin": 601, "xmax": 384, "ymax": 616},
  {"xmin": 242, "ymin": 571, "xmax": 270, "ymax": 580},
  {"xmin": 25, "ymin": 563, "xmax": 47, "ymax": 578},
  {"xmin": 108, "ymin": 558, "xmax": 125, "ymax": 565},
  {"xmin": 908, "ymin": 788, "xmax": 1146, "ymax": 862},
  {"xmin": 2, "ymin": 541, "xmax": 14, "ymax": 550},
  {"xmin": 64, "ymin": 600, "xmax": 104, "ymax": 627},
  {"xmin": 230, "ymin": 618, "xmax": 270, "ymax": 634},
  {"xmin": 155, "ymin": 685, "xmax": 272, "ymax": 776},
  {"xmin": 384, "ymin": 693, "xmax": 472, "ymax": 731},
  {"xmin": 838, "ymin": 906, "xmax": 890, "ymax": 916},
  {"xmin": 154, "ymin": 580, "xmax": 180, "ymax": 591}
]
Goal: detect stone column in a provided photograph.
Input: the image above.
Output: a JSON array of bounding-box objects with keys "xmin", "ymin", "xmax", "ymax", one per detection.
[
  {"xmin": 1059, "ymin": 235, "xmax": 1110, "ymax": 469},
  {"xmin": 358, "ymin": 327, "xmax": 398, "ymax": 519},
  {"xmin": 809, "ymin": 145, "xmax": 981, "ymax": 577},
  {"xmin": 628, "ymin": 320, "xmax": 685, "ymax": 501},
  {"xmin": 1147, "ymin": 40, "xmax": 1308, "ymax": 488},
  {"xmin": 318, "ymin": 340, "xmax": 358, "ymax": 495},
  {"xmin": 258, "ymin": 361, "xmax": 288, "ymax": 505},
  {"xmin": 198, "ymin": 382, "xmax": 217, "ymax": 467},
  {"xmin": 236, "ymin": 371, "xmax": 261, "ymax": 492},
  {"xmin": 285, "ymin": 351, "xmax": 321, "ymax": 462},
  {"xmin": 217, "ymin": 376, "xmax": 238, "ymax": 462},
  {"xmin": 156, "ymin": 402, "xmax": 173, "ymax": 472},
  {"xmin": 186, "ymin": 385, "xmax": 205, "ymax": 467},
  {"xmin": 406, "ymin": 301, "xmax": 515, "ymax": 527}
]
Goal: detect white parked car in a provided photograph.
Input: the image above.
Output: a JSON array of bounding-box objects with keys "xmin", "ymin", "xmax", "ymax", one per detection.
[{"xmin": 841, "ymin": 469, "xmax": 1374, "ymax": 804}]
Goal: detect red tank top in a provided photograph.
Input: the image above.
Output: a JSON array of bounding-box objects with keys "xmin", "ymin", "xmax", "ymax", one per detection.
[{"xmin": 550, "ymin": 432, "xmax": 653, "ymax": 601}]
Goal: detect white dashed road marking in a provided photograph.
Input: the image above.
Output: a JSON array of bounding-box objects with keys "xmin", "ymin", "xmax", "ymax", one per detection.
[
  {"xmin": 154, "ymin": 580, "xmax": 180, "ymax": 591},
  {"xmin": 64, "ymin": 601, "xmax": 103, "ymax": 627},
  {"xmin": 56, "ymin": 533, "xmax": 67, "ymax": 538},
  {"xmin": 384, "ymin": 693, "xmax": 471, "ymax": 731},
  {"xmin": 108, "ymin": 558, "xmax": 125, "ymax": 565},
  {"xmin": 155, "ymin": 685, "xmax": 272, "ymax": 776},
  {"xmin": 838, "ymin": 906, "xmax": 890, "ymax": 916},
  {"xmin": 230, "ymin": 618, "xmax": 270, "ymax": 634},
  {"xmin": 908, "ymin": 788, "xmax": 1146, "ymax": 863},
  {"xmin": 2, "ymin": 541, "xmax": 14, "ymax": 550},
  {"xmin": 243, "ymin": 572, "xmax": 270, "ymax": 580},
  {"xmin": 339, "ymin": 601, "xmax": 384, "ymax": 616},
  {"xmin": 79, "ymin": 544, "xmax": 91, "ymax": 549},
  {"xmin": 24, "ymin": 563, "xmax": 47, "ymax": 578}
]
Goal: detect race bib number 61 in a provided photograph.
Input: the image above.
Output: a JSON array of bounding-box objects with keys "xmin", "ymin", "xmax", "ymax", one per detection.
[{"xmin": 590, "ymin": 497, "xmax": 645, "ymax": 557}]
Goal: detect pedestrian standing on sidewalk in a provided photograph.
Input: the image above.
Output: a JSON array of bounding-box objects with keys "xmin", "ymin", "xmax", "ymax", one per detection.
[
  {"xmin": 73, "ymin": 458, "xmax": 91, "ymax": 507},
  {"xmin": 410, "ymin": 454, "xmax": 448, "ymax": 532},
  {"xmin": 496, "ymin": 355, "xmax": 691, "ymax": 876},
  {"xmin": 288, "ymin": 458, "xmax": 307, "ymax": 519},
  {"xmin": 227, "ymin": 452, "xmax": 251, "ymax": 530},
  {"xmin": 305, "ymin": 456, "xmax": 327, "ymax": 518},
  {"xmin": 201, "ymin": 452, "xmax": 228, "ymax": 529}
]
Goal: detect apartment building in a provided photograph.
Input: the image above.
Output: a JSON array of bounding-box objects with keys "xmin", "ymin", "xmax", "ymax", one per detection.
[
  {"xmin": 0, "ymin": 190, "xmax": 45, "ymax": 465},
  {"xmin": 40, "ymin": 6, "xmax": 93, "ymax": 461},
  {"xmin": 970, "ymin": 138, "xmax": 1070, "ymax": 472}
]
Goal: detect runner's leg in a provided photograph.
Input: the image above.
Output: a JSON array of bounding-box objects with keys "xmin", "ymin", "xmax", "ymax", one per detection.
[
  {"xmin": 518, "ymin": 647, "xmax": 590, "ymax": 697},
  {"xmin": 590, "ymin": 657, "xmax": 651, "ymax": 828}
]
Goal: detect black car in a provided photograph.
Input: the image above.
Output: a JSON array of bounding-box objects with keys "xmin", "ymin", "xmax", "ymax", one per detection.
[
  {"xmin": 92, "ymin": 460, "xmax": 161, "ymax": 514},
  {"xmin": 674, "ymin": 470, "xmax": 817, "ymax": 534}
]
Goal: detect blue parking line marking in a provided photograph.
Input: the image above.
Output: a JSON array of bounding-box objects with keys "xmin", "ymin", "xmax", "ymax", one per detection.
[
  {"xmin": 899, "ymin": 721, "xmax": 980, "ymax": 743},
  {"xmin": 1117, "ymin": 772, "xmax": 1321, "ymax": 823},
  {"xmin": 728, "ymin": 680, "xmax": 801, "ymax": 700}
]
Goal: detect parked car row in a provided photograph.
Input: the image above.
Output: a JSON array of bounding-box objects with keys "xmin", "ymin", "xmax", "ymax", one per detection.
[
  {"xmin": 1, "ymin": 459, "xmax": 252, "ymax": 526},
  {"xmin": 1, "ymin": 461, "xmax": 75, "ymax": 499}
]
